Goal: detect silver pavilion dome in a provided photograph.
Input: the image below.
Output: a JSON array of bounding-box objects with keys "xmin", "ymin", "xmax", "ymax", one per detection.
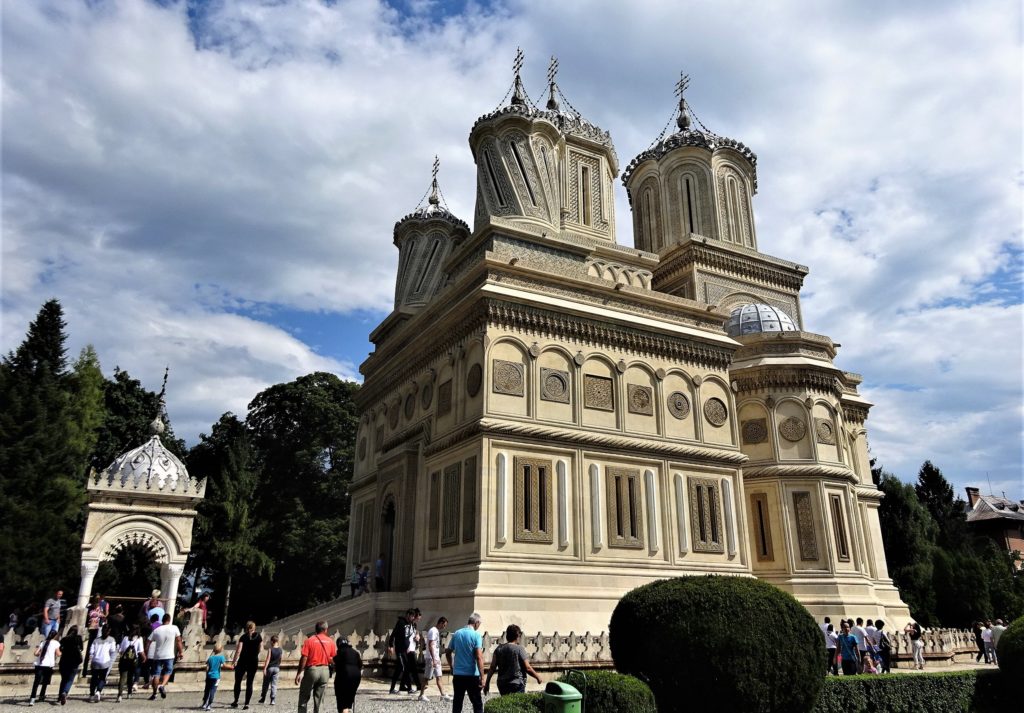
[
  {"xmin": 99, "ymin": 413, "xmax": 190, "ymax": 491},
  {"xmin": 725, "ymin": 303, "xmax": 798, "ymax": 337}
]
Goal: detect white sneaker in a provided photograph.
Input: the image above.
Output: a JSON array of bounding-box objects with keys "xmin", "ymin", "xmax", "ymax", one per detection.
[
  {"xmin": 418, "ymin": 693, "xmax": 429, "ymax": 702},
  {"xmin": 116, "ymin": 695, "xmax": 122, "ymax": 703},
  {"xmin": 28, "ymin": 698, "xmax": 35, "ymax": 707},
  {"xmin": 441, "ymin": 693, "xmax": 453, "ymax": 701},
  {"xmin": 97, "ymin": 691, "xmax": 102, "ymax": 702}
]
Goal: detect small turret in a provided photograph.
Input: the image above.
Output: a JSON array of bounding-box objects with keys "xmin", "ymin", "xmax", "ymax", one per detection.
[
  {"xmin": 623, "ymin": 74, "xmax": 758, "ymax": 253},
  {"xmin": 468, "ymin": 51, "xmax": 618, "ymax": 243},
  {"xmin": 392, "ymin": 157, "xmax": 469, "ymax": 312}
]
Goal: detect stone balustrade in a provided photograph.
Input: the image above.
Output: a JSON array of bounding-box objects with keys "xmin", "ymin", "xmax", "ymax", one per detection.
[{"xmin": 0, "ymin": 615, "xmax": 988, "ymax": 681}]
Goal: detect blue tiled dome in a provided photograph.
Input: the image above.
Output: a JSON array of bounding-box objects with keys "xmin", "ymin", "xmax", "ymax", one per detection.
[{"xmin": 725, "ymin": 304, "xmax": 798, "ymax": 337}]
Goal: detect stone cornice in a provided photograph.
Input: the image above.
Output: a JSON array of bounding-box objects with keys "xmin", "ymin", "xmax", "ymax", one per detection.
[
  {"xmin": 655, "ymin": 238, "xmax": 808, "ymax": 293},
  {"xmin": 471, "ymin": 418, "xmax": 747, "ymax": 465},
  {"xmin": 729, "ymin": 364, "xmax": 845, "ymax": 398},
  {"xmin": 742, "ymin": 463, "xmax": 858, "ymax": 483},
  {"xmin": 484, "ymin": 298, "xmax": 735, "ymax": 371},
  {"xmin": 842, "ymin": 404, "xmax": 870, "ymax": 424}
]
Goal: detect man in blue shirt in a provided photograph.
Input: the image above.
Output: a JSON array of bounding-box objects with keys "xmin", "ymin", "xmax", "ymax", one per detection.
[
  {"xmin": 837, "ymin": 620, "xmax": 860, "ymax": 676},
  {"xmin": 445, "ymin": 613, "xmax": 485, "ymax": 713}
]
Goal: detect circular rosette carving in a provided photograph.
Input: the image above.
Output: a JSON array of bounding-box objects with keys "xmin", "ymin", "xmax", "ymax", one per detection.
[
  {"xmin": 779, "ymin": 416, "xmax": 807, "ymax": 442},
  {"xmin": 703, "ymin": 397, "xmax": 728, "ymax": 426},
  {"xmin": 404, "ymin": 393, "xmax": 416, "ymax": 420},
  {"xmin": 815, "ymin": 418, "xmax": 836, "ymax": 445},
  {"xmin": 388, "ymin": 399, "xmax": 400, "ymax": 429},
  {"xmin": 667, "ymin": 391, "xmax": 691, "ymax": 420},
  {"xmin": 492, "ymin": 360, "xmax": 525, "ymax": 396},
  {"xmin": 420, "ymin": 381, "xmax": 433, "ymax": 409},
  {"xmin": 541, "ymin": 368, "xmax": 569, "ymax": 403},
  {"xmin": 741, "ymin": 419, "xmax": 768, "ymax": 444}
]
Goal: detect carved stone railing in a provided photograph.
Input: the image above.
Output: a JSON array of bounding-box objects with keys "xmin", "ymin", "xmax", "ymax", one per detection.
[{"xmin": 0, "ymin": 619, "xmax": 984, "ymax": 678}]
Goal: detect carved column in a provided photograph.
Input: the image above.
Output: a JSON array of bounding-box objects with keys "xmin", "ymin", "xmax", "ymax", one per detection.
[
  {"xmin": 162, "ymin": 563, "xmax": 185, "ymax": 619},
  {"xmin": 77, "ymin": 560, "xmax": 100, "ymax": 608}
]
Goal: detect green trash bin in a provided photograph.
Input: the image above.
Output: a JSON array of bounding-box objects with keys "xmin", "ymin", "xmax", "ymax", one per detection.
[{"xmin": 543, "ymin": 681, "xmax": 583, "ymax": 713}]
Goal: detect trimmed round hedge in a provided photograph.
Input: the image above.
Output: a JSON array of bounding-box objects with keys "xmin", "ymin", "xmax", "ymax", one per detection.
[
  {"xmin": 609, "ymin": 575, "xmax": 824, "ymax": 713},
  {"xmin": 483, "ymin": 692, "xmax": 543, "ymax": 713},
  {"xmin": 558, "ymin": 670, "xmax": 656, "ymax": 713},
  {"xmin": 996, "ymin": 615, "xmax": 1024, "ymax": 677}
]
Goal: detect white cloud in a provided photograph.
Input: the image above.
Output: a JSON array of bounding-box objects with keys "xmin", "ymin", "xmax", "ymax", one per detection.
[{"xmin": 1, "ymin": 0, "xmax": 1020, "ymax": 494}]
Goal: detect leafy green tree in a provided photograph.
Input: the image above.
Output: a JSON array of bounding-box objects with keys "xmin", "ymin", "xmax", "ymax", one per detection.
[
  {"xmin": 187, "ymin": 413, "xmax": 273, "ymax": 629},
  {"xmin": 877, "ymin": 470, "xmax": 939, "ymax": 624},
  {"xmin": 0, "ymin": 300, "xmax": 86, "ymax": 615}
]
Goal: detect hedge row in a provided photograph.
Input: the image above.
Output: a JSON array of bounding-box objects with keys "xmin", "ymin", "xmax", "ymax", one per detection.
[
  {"xmin": 996, "ymin": 614, "xmax": 1023, "ymax": 677},
  {"xmin": 812, "ymin": 670, "xmax": 1009, "ymax": 713},
  {"xmin": 482, "ymin": 671, "xmax": 654, "ymax": 713}
]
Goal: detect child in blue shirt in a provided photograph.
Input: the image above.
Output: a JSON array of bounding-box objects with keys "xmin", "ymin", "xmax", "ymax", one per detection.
[{"xmin": 201, "ymin": 643, "xmax": 231, "ymax": 710}]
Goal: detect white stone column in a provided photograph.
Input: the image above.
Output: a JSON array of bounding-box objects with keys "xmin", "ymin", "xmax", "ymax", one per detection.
[
  {"xmin": 77, "ymin": 560, "xmax": 100, "ymax": 608},
  {"xmin": 163, "ymin": 563, "xmax": 185, "ymax": 619},
  {"xmin": 496, "ymin": 453, "xmax": 507, "ymax": 545}
]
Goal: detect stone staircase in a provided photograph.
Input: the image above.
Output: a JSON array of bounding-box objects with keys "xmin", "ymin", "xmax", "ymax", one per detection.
[{"xmin": 260, "ymin": 591, "xmax": 411, "ymax": 636}]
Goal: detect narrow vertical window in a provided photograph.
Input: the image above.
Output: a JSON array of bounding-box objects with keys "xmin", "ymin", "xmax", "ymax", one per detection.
[
  {"xmin": 751, "ymin": 493, "xmax": 774, "ymax": 561},
  {"xmin": 685, "ymin": 176, "xmax": 696, "ymax": 233},
  {"xmin": 428, "ymin": 471, "xmax": 441, "ymax": 550},
  {"xmin": 689, "ymin": 477, "xmax": 725, "ymax": 554},
  {"xmin": 514, "ymin": 457, "xmax": 553, "ymax": 543},
  {"xmin": 483, "ymin": 151, "xmax": 506, "ymax": 207},
  {"xmin": 642, "ymin": 189, "xmax": 655, "ymax": 248},
  {"xmin": 580, "ymin": 165, "xmax": 592, "ymax": 226},
  {"xmin": 414, "ymin": 239, "xmax": 441, "ymax": 293},
  {"xmin": 441, "ymin": 463, "xmax": 461, "ymax": 547},
  {"xmin": 606, "ymin": 467, "xmax": 644, "ymax": 548},
  {"xmin": 830, "ymin": 494, "xmax": 851, "ymax": 562},
  {"xmin": 727, "ymin": 178, "xmax": 742, "ymax": 243},
  {"xmin": 510, "ymin": 141, "xmax": 537, "ymax": 206}
]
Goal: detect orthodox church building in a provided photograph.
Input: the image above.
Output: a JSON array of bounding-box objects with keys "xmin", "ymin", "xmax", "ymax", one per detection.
[{"xmin": 346, "ymin": 59, "xmax": 911, "ymax": 633}]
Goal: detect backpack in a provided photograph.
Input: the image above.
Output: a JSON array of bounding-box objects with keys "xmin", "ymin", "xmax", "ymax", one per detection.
[
  {"xmin": 878, "ymin": 631, "xmax": 891, "ymax": 651},
  {"xmin": 120, "ymin": 642, "xmax": 137, "ymax": 665}
]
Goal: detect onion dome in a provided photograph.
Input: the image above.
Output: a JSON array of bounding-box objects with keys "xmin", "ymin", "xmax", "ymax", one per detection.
[
  {"xmin": 622, "ymin": 73, "xmax": 757, "ymax": 189},
  {"xmin": 725, "ymin": 303, "xmax": 798, "ymax": 337},
  {"xmin": 98, "ymin": 372, "xmax": 191, "ymax": 490},
  {"xmin": 394, "ymin": 156, "xmax": 469, "ymax": 233}
]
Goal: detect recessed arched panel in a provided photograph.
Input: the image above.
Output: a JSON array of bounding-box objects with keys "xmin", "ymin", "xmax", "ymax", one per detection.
[
  {"xmin": 537, "ymin": 347, "xmax": 574, "ymax": 425},
  {"xmin": 581, "ymin": 356, "xmax": 617, "ymax": 430},
  {"xmin": 774, "ymin": 398, "xmax": 814, "ymax": 460},
  {"xmin": 663, "ymin": 371, "xmax": 697, "ymax": 442},
  {"xmin": 738, "ymin": 400, "xmax": 774, "ymax": 463},
  {"xmin": 488, "ymin": 338, "xmax": 529, "ymax": 418},
  {"xmin": 699, "ymin": 378, "xmax": 734, "ymax": 446},
  {"xmin": 624, "ymin": 364, "xmax": 658, "ymax": 436}
]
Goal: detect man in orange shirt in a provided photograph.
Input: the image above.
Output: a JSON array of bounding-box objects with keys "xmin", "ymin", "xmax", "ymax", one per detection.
[{"xmin": 295, "ymin": 621, "xmax": 337, "ymax": 713}]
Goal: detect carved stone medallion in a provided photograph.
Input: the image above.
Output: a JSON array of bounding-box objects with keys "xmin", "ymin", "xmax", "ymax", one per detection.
[
  {"xmin": 404, "ymin": 393, "xmax": 416, "ymax": 420},
  {"xmin": 358, "ymin": 438, "xmax": 367, "ymax": 460},
  {"xmin": 437, "ymin": 380, "xmax": 453, "ymax": 417},
  {"xmin": 467, "ymin": 363, "xmax": 483, "ymax": 397},
  {"xmin": 389, "ymin": 399, "xmax": 400, "ymax": 429},
  {"xmin": 584, "ymin": 374, "xmax": 614, "ymax": 411},
  {"xmin": 492, "ymin": 359, "xmax": 525, "ymax": 396},
  {"xmin": 792, "ymin": 491, "xmax": 819, "ymax": 560},
  {"xmin": 421, "ymin": 381, "xmax": 433, "ymax": 410},
  {"xmin": 627, "ymin": 384, "xmax": 654, "ymax": 415},
  {"xmin": 779, "ymin": 416, "xmax": 806, "ymax": 442},
  {"xmin": 667, "ymin": 391, "xmax": 691, "ymax": 419},
  {"xmin": 742, "ymin": 418, "xmax": 768, "ymax": 444},
  {"xmin": 815, "ymin": 418, "xmax": 836, "ymax": 445},
  {"xmin": 703, "ymin": 397, "xmax": 728, "ymax": 426},
  {"xmin": 540, "ymin": 368, "xmax": 570, "ymax": 403}
]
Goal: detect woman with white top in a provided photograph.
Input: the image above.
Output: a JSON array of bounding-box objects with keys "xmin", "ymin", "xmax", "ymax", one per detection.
[
  {"xmin": 88, "ymin": 624, "xmax": 118, "ymax": 702},
  {"xmin": 29, "ymin": 629, "xmax": 61, "ymax": 705}
]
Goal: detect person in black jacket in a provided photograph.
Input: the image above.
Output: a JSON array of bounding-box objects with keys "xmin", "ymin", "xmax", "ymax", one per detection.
[
  {"xmin": 333, "ymin": 637, "xmax": 362, "ymax": 713},
  {"xmin": 58, "ymin": 625, "xmax": 84, "ymax": 705},
  {"xmin": 386, "ymin": 609, "xmax": 415, "ymax": 695}
]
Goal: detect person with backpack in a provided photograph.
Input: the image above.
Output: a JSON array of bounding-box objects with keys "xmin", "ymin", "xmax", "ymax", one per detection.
[
  {"xmin": 875, "ymin": 620, "xmax": 892, "ymax": 673},
  {"xmin": 116, "ymin": 625, "xmax": 146, "ymax": 702},
  {"xmin": 57, "ymin": 625, "xmax": 83, "ymax": 705}
]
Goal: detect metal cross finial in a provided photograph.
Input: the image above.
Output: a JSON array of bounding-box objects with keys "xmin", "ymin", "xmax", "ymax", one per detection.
[
  {"xmin": 513, "ymin": 47, "xmax": 524, "ymax": 76},
  {"xmin": 432, "ymin": 155, "xmax": 440, "ymax": 181},
  {"xmin": 547, "ymin": 55, "xmax": 559, "ymax": 85},
  {"xmin": 158, "ymin": 366, "xmax": 169, "ymax": 403},
  {"xmin": 675, "ymin": 72, "xmax": 690, "ymax": 98},
  {"xmin": 428, "ymin": 156, "xmax": 440, "ymax": 205}
]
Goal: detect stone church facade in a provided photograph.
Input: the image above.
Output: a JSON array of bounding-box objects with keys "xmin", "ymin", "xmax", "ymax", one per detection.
[{"xmin": 346, "ymin": 63, "xmax": 911, "ymax": 633}]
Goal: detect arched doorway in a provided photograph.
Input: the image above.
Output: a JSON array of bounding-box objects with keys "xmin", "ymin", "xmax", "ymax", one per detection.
[{"xmin": 380, "ymin": 497, "xmax": 397, "ymax": 592}]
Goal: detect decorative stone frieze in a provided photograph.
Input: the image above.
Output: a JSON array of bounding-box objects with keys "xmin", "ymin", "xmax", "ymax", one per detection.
[
  {"xmin": 627, "ymin": 384, "xmax": 653, "ymax": 415},
  {"xmin": 492, "ymin": 359, "xmax": 525, "ymax": 396},
  {"xmin": 703, "ymin": 397, "xmax": 728, "ymax": 426},
  {"xmin": 540, "ymin": 368, "xmax": 570, "ymax": 403},
  {"xmin": 584, "ymin": 375, "xmax": 614, "ymax": 411},
  {"xmin": 778, "ymin": 417, "xmax": 806, "ymax": 442},
  {"xmin": 792, "ymin": 491, "xmax": 819, "ymax": 561},
  {"xmin": 667, "ymin": 391, "xmax": 691, "ymax": 419},
  {"xmin": 741, "ymin": 418, "xmax": 768, "ymax": 444}
]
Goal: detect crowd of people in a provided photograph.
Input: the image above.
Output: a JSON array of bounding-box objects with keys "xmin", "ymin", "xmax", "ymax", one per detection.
[
  {"xmin": 972, "ymin": 619, "xmax": 1007, "ymax": 666},
  {"xmin": 821, "ymin": 616, "xmax": 896, "ymax": 675}
]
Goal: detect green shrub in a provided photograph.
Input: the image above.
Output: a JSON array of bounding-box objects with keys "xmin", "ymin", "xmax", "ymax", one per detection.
[
  {"xmin": 483, "ymin": 692, "xmax": 543, "ymax": 713},
  {"xmin": 812, "ymin": 670, "xmax": 1009, "ymax": 713},
  {"xmin": 558, "ymin": 669, "xmax": 656, "ymax": 713},
  {"xmin": 995, "ymin": 615, "xmax": 1024, "ymax": 677},
  {"xmin": 609, "ymin": 575, "xmax": 824, "ymax": 713}
]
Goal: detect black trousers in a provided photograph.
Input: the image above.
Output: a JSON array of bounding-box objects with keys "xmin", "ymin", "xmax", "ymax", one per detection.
[
  {"xmin": 233, "ymin": 663, "xmax": 258, "ymax": 705},
  {"xmin": 31, "ymin": 667, "xmax": 54, "ymax": 700},
  {"xmin": 389, "ymin": 653, "xmax": 411, "ymax": 692},
  {"xmin": 453, "ymin": 675, "xmax": 483, "ymax": 713},
  {"xmin": 334, "ymin": 675, "xmax": 360, "ymax": 711}
]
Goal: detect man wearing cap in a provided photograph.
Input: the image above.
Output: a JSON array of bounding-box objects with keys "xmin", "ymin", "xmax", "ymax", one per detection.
[{"xmin": 295, "ymin": 621, "xmax": 336, "ymax": 713}]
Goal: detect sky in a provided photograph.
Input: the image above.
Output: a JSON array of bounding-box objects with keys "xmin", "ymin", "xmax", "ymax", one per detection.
[{"xmin": 2, "ymin": 0, "xmax": 1021, "ymax": 498}]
